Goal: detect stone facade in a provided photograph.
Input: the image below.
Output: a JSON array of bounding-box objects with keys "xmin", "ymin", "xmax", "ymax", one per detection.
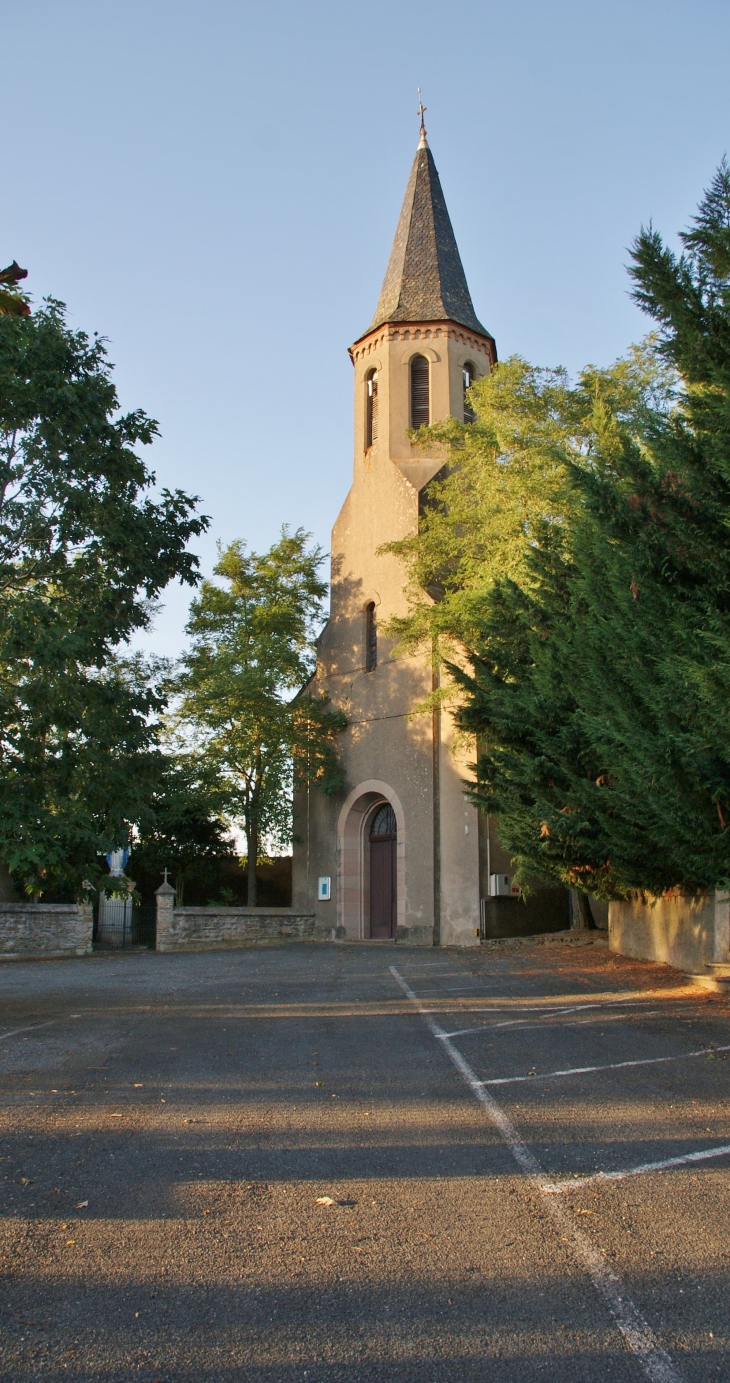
[
  {"xmin": 155, "ymin": 903, "xmax": 316, "ymax": 952},
  {"xmin": 0, "ymin": 903, "xmax": 93, "ymax": 960}
]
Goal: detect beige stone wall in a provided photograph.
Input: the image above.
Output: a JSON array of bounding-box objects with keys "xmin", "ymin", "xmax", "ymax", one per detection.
[
  {"xmin": 0, "ymin": 903, "xmax": 93, "ymax": 960},
  {"xmin": 609, "ymin": 890, "xmax": 730, "ymax": 973},
  {"xmin": 155, "ymin": 907, "xmax": 316, "ymax": 952},
  {"xmin": 437, "ymin": 706, "xmax": 481, "ymax": 947},
  {"xmin": 292, "ymin": 318, "xmax": 495, "ymax": 946}
]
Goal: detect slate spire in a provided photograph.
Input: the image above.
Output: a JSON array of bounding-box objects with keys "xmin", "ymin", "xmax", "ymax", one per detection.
[{"xmin": 367, "ymin": 134, "xmax": 490, "ymax": 338}]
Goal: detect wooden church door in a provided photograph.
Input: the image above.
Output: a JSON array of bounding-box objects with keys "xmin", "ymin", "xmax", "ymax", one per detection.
[{"xmin": 369, "ymin": 803, "xmax": 397, "ymax": 939}]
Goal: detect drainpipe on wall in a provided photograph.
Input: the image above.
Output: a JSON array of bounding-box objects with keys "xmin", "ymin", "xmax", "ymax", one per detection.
[
  {"xmin": 432, "ymin": 653, "xmax": 441, "ymax": 947},
  {"xmin": 306, "ymin": 780, "xmax": 311, "ymax": 913}
]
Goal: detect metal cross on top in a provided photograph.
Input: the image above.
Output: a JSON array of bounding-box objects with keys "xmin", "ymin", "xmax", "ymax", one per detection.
[{"xmin": 417, "ymin": 88, "xmax": 427, "ymax": 142}]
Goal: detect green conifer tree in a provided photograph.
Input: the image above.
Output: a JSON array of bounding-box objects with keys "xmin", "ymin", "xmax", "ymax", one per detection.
[
  {"xmin": 386, "ymin": 164, "xmax": 730, "ymax": 899},
  {"xmin": 457, "ymin": 163, "xmax": 730, "ymax": 896}
]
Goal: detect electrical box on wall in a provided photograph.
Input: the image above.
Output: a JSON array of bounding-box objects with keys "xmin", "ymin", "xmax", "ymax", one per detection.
[
  {"xmin": 317, "ymin": 876, "xmax": 331, "ymax": 901},
  {"xmin": 489, "ymin": 873, "xmax": 521, "ymax": 898}
]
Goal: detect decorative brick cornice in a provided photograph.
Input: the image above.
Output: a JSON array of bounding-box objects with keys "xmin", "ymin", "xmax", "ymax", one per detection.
[{"xmin": 349, "ymin": 321, "xmax": 496, "ymax": 368}]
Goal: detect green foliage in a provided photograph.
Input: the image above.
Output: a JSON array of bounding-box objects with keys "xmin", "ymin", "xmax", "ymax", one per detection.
[
  {"xmin": 0, "ymin": 299, "xmax": 208, "ymax": 896},
  {"xmin": 384, "ymin": 359, "xmax": 568, "ymax": 653},
  {"xmin": 177, "ymin": 529, "xmax": 346, "ymax": 904},
  {"xmin": 0, "ymin": 652, "xmax": 169, "ymax": 899},
  {"xmin": 392, "ymin": 164, "xmax": 730, "ymax": 898},
  {"xmin": 384, "ymin": 346, "xmax": 665, "ymax": 658},
  {"xmin": 0, "ymin": 261, "xmax": 30, "ymax": 318},
  {"xmin": 130, "ymin": 755, "xmax": 233, "ymax": 905}
]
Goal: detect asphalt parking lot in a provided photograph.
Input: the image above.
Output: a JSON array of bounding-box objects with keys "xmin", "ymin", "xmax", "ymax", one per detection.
[{"xmin": 0, "ymin": 938, "xmax": 728, "ymax": 1382}]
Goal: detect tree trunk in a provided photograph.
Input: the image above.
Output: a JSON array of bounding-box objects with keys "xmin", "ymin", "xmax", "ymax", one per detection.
[
  {"xmin": 569, "ymin": 889, "xmax": 595, "ymax": 930},
  {"xmin": 246, "ymin": 819, "xmax": 257, "ymax": 907},
  {"xmin": 0, "ymin": 863, "xmax": 19, "ymax": 902}
]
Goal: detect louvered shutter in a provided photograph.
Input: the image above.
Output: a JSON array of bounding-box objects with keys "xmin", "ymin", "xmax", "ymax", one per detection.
[
  {"xmin": 463, "ymin": 362, "xmax": 476, "ymax": 423},
  {"xmin": 410, "ymin": 355, "xmax": 430, "ymax": 428},
  {"xmin": 366, "ymin": 371, "xmax": 378, "ymax": 448}
]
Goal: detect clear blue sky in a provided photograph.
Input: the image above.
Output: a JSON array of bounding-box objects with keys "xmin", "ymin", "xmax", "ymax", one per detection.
[{"xmin": 4, "ymin": 0, "xmax": 730, "ymax": 657}]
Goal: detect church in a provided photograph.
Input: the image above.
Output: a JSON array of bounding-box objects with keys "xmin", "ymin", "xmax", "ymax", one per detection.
[{"xmin": 292, "ymin": 119, "xmax": 569, "ymax": 947}]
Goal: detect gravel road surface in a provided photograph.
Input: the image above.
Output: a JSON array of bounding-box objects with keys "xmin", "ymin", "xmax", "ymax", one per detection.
[{"xmin": 0, "ymin": 938, "xmax": 728, "ymax": 1381}]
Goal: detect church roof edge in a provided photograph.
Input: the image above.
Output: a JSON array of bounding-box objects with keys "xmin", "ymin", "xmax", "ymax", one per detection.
[{"xmin": 365, "ymin": 140, "xmax": 491, "ymax": 341}]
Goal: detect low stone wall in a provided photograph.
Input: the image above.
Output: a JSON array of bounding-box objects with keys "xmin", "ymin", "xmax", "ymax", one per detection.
[
  {"xmin": 0, "ymin": 903, "xmax": 93, "ymax": 960},
  {"xmin": 156, "ymin": 905, "xmax": 316, "ymax": 952},
  {"xmin": 609, "ymin": 889, "xmax": 729, "ymax": 974}
]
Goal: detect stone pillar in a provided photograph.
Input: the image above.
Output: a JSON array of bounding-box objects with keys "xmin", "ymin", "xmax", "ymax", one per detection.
[
  {"xmin": 155, "ymin": 874, "xmax": 176, "ymax": 952},
  {"xmin": 76, "ymin": 900, "xmax": 94, "ymax": 955},
  {"xmin": 713, "ymin": 889, "xmax": 730, "ymax": 962}
]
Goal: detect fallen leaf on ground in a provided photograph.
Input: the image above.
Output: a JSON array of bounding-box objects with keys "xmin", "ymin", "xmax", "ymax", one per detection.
[{"xmin": 76, "ymin": 1201, "xmax": 88, "ymax": 1209}]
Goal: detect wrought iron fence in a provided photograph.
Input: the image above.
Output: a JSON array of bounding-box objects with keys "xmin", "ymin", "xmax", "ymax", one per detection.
[{"xmin": 93, "ymin": 897, "xmax": 156, "ymax": 950}]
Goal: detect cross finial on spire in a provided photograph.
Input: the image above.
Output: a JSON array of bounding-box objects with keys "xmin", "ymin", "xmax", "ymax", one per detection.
[{"xmin": 417, "ymin": 88, "xmax": 428, "ymax": 148}]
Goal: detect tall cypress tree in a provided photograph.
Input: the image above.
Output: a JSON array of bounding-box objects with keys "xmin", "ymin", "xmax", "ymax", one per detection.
[{"xmin": 457, "ymin": 164, "xmax": 730, "ymax": 897}]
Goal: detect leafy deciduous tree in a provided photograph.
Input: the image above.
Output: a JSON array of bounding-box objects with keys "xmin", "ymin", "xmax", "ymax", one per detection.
[
  {"xmin": 0, "ymin": 294, "xmax": 208, "ymax": 895},
  {"xmin": 130, "ymin": 755, "xmax": 233, "ymax": 905},
  {"xmin": 178, "ymin": 530, "xmax": 346, "ymax": 905}
]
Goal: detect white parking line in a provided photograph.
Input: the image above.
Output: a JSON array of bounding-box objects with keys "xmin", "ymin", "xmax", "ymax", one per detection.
[
  {"xmin": 479, "ymin": 1043, "xmax": 730, "ymax": 1086},
  {"xmin": 0, "ymin": 1021, "xmax": 55, "ymax": 1042},
  {"xmin": 440, "ymin": 1003, "xmax": 608, "ymax": 1037},
  {"xmin": 544, "ymin": 1142, "xmax": 730, "ymax": 1194},
  {"xmin": 493, "ymin": 1003, "xmax": 605, "ymax": 1027},
  {"xmin": 440, "ymin": 1006, "xmax": 666, "ymax": 1040},
  {"xmin": 391, "ymin": 965, "xmax": 683, "ymax": 1383},
  {"xmin": 439, "ymin": 1026, "xmax": 493, "ymax": 1038}
]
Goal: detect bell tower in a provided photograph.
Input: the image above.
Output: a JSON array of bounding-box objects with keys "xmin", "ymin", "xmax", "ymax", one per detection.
[
  {"xmin": 348, "ymin": 117, "xmax": 496, "ymax": 492},
  {"xmin": 293, "ymin": 117, "xmax": 497, "ymax": 949}
]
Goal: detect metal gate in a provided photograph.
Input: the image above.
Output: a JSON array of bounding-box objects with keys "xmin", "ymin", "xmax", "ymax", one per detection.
[{"xmin": 93, "ymin": 897, "xmax": 156, "ymax": 950}]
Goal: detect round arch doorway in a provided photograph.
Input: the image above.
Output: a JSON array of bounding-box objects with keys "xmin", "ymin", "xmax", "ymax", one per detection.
[
  {"xmin": 336, "ymin": 781, "xmax": 405, "ymax": 940},
  {"xmin": 368, "ymin": 803, "xmax": 397, "ymax": 939}
]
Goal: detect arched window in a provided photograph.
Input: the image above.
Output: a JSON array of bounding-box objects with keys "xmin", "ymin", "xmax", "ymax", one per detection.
[
  {"xmin": 365, "ymin": 601, "xmax": 377, "ymax": 672},
  {"xmin": 410, "ymin": 354, "xmax": 430, "ymax": 428},
  {"xmin": 462, "ymin": 361, "xmax": 476, "ymax": 423},
  {"xmin": 365, "ymin": 369, "xmax": 378, "ymax": 449},
  {"xmin": 370, "ymin": 803, "xmax": 396, "ymax": 837}
]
